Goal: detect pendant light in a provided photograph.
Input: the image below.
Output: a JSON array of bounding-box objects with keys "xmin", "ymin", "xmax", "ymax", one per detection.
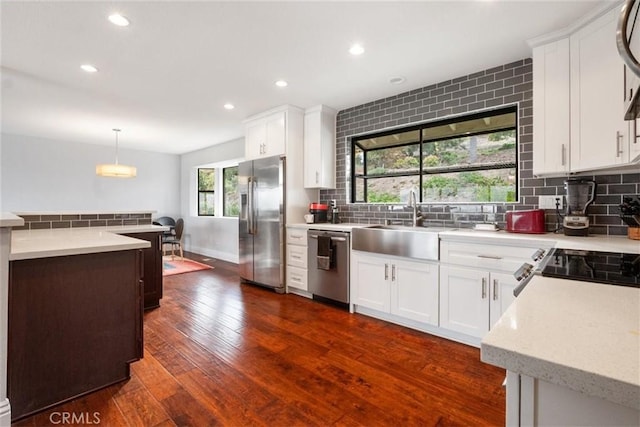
[{"xmin": 96, "ymin": 128, "xmax": 137, "ymax": 178}]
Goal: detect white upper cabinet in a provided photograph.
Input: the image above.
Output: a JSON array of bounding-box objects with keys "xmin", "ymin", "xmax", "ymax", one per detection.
[
  {"xmin": 570, "ymin": 7, "xmax": 630, "ymax": 171},
  {"xmin": 626, "ymin": 3, "xmax": 640, "ymax": 163},
  {"xmin": 304, "ymin": 105, "xmax": 337, "ymax": 189},
  {"xmin": 532, "ymin": 38, "xmax": 571, "ymax": 176},
  {"xmin": 531, "ymin": 4, "xmax": 638, "ymax": 176},
  {"xmin": 244, "ymin": 110, "xmax": 286, "ymax": 160},
  {"xmin": 244, "ymin": 106, "xmax": 303, "ymax": 161}
]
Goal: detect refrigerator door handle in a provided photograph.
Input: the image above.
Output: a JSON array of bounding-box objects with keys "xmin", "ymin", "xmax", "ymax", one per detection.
[
  {"xmin": 250, "ymin": 177, "xmax": 258, "ymax": 234},
  {"xmin": 247, "ymin": 176, "xmax": 254, "ymax": 235}
]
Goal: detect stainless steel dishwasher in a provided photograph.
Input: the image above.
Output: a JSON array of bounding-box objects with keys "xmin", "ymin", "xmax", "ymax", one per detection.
[{"xmin": 307, "ymin": 230, "xmax": 350, "ymax": 304}]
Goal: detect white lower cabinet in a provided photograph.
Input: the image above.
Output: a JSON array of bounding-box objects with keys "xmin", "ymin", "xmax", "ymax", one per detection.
[
  {"xmin": 351, "ymin": 251, "xmax": 439, "ymax": 326},
  {"xmin": 440, "ymin": 266, "xmax": 517, "ymax": 338},
  {"xmin": 286, "ymin": 227, "xmax": 308, "ymax": 293},
  {"xmin": 509, "ymin": 372, "xmax": 640, "ymax": 426}
]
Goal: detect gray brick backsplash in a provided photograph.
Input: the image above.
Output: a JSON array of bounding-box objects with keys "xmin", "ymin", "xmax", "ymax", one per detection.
[
  {"xmin": 18, "ymin": 212, "xmax": 155, "ymax": 230},
  {"xmin": 321, "ymin": 58, "xmax": 639, "ymax": 235}
]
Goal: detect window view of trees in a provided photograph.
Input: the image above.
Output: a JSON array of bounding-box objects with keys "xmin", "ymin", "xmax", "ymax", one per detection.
[
  {"xmin": 352, "ymin": 106, "xmax": 518, "ymax": 204},
  {"xmin": 198, "ymin": 168, "xmax": 215, "ymax": 215},
  {"xmin": 223, "ymin": 166, "xmax": 239, "ymax": 217}
]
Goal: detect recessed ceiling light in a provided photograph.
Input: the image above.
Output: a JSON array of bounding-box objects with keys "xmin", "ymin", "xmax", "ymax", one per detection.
[
  {"xmin": 389, "ymin": 76, "xmax": 406, "ymax": 85},
  {"xmin": 349, "ymin": 44, "xmax": 365, "ymax": 56},
  {"xmin": 108, "ymin": 14, "xmax": 130, "ymax": 27},
  {"xmin": 80, "ymin": 64, "xmax": 98, "ymax": 73},
  {"xmin": 275, "ymin": 80, "xmax": 288, "ymax": 88},
  {"xmin": 224, "ymin": 103, "xmax": 235, "ymax": 110}
]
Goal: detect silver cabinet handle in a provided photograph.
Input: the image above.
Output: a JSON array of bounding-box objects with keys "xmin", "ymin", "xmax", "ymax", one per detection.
[
  {"xmin": 561, "ymin": 144, "xmax": 566, "ymax": 166},
  {"xmin": 391, "ymin": 264, "xmax": 396, "ymax": 281},
  {"xmin": 315, "ymin": 171, "xmax": 319, "ymax": 184},
  {"xmin": 291, "ymin": 254, "xmax": 302, "ymax": 259},
  {"xmin": 385, "ymin": 263, "xmax": 389, "ymax": 280},
  {"xmin": 477, "ymin": 254, "xmax": 502, "ymax": 260},
  {"xmin": 482, "ymin": 278, "xmax": 487, "ymax": 299},
  {"xmin": 493, "ymin": 279, "xmax": 498, "ymax": 301},
  {"xmin": 616, "ymin": 131, "xmax": 624, "ymax": 157}
]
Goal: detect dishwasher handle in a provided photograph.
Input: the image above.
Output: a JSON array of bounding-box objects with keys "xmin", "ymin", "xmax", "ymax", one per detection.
[{"xmin": 309, "ymin": 234, "xmax": 347, "ymax": 242}]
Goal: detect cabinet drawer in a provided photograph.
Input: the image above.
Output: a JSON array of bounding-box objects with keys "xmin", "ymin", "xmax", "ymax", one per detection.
[
  {"xmin": 286, "ymin": 266, "xmax": 308, "ymax": 291},
  {"xmin": 287, "ymin": 244, "xmax": 307, "ymax": 268},
  {"xmin": 441, "ymin": 241, "xmax": 549, "ymax": 272},
  {"xmin": 286, "ymin": 228, "xmax": 307, "ymax": 246}
]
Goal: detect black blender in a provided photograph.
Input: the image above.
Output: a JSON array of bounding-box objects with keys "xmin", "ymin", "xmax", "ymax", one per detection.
[{"xmin": 563, "ymin": 179, "xmax": 596, "ymax": 236}]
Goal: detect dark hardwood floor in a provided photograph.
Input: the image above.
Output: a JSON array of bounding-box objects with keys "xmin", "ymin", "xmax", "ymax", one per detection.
[{"xmin": 14, "ymin": 252, "xmax": 505, "ymax": 426}]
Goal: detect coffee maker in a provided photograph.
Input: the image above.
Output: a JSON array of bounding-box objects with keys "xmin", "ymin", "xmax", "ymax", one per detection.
[{"xmin": 563, "ymin": 179, "xmax": 596, "ymax": 236}]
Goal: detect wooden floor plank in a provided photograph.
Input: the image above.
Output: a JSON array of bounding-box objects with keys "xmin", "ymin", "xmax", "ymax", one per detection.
[{"xmin": 13, "ymin": 252, "xmax": 505, "ymax": 426}]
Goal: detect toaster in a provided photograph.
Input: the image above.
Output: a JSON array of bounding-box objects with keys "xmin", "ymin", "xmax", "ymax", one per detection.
[{"xmin": 505, "ymin": 209, "xmax": 546, "ymax": 234}]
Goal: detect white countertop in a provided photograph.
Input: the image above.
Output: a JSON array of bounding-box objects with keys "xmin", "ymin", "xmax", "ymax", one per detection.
[
  {"xmin": 440, "ymin": 229, "xmax": 640, "ymax": 254},
  {"xmin": 10, "ymin": 225, "xmax": 168, "ymax": 260},
  {"xmin": 481, "ymin": 275, "xmax": 640, "ymax": 409},
  {"xmin": 0, "ymin": 212, "xmax": 25, "ymax": 228}
]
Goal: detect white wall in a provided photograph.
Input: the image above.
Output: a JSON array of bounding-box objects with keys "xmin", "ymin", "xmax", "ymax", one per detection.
[
  {"xmin": 180, "ymin": 138, "xmax": 244, "ymax": 263},
  {"xmin": 0, "ymin": 133, "xmax": 181, "ymax": 216}
]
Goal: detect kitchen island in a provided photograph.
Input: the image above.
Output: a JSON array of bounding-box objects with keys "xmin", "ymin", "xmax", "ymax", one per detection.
[
  {"xmin": 481, "ymin": 275, "xmax": 640, "ymax": 426},
  {"xmin": 8, "ymin": 226, "xmax": 153, "ymax": 421}
]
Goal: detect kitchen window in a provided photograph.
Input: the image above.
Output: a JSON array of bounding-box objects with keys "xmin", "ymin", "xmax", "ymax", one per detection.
[
  {"xmin": 351, "ymin": 105, "xmax": 518, "ymax": 204},
  {"xmin": 198, "ymin": 168, "xmax": 215, "ymax": 216}
]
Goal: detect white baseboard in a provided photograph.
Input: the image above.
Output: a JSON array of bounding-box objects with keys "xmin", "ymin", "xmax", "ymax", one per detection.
[
  {"xmin": 353, "ymin": 305, "xmax": 481, "ymax": 348},
  {"xmin": 185, "ymin": 245, "xmax": 238, "ymax": 264}
]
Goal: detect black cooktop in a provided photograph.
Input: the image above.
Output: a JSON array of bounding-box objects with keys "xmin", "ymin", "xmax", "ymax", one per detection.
[{"xmin": 539, "ymin": 248, "xmax": 640, "ymax": 288}]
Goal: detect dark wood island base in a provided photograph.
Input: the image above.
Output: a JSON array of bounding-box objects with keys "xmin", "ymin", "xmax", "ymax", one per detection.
[{"xmin": 8, "ymin": 249, "xmax": 144, "ymax": 421}]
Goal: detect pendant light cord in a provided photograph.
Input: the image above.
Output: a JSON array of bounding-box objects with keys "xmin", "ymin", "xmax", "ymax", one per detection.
[{"xmin": 113, "ymin": 128, "xmax": 121, "ymax": 166}]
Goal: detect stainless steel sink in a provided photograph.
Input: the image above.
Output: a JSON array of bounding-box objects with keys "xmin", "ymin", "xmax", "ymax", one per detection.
[{"xmin": 352, "ymin": 225, "xmax": 446, "ymax": 260}]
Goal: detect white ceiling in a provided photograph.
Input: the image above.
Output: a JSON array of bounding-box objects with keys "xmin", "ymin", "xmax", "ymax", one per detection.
[{"xmin": 1, "ymin": 1, "xmax": 608, "ymax": 155}]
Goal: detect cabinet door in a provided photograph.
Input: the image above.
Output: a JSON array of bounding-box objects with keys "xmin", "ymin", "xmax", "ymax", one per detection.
[
  {"xmin": 627, "ymin": 4, "xmax": 640, "ymax": 163},
  {"xmin": 286, "ymin": 244, "xmax": 307, "ymax": 269},
  {"xmin": 570, "ymin": 8, "xmax": 630, "ymax": 171},
  {"xmin": 351, "ymin": 252, "xmax": 390, "ymax": 312},
  {"xmin": 489, "ymin": 271, "xmax": 518, "ymax": 328},
  {"xmin": 265, "ymin": 111, "xmax": 286, "ymax": 157},
  {"xmin": 439, "ymin": 265, "xmax": 489, "ymax": 338},
  {"xmin": 391, "ymin": 259, "xmax": 439, "ymax": 326},
  {"xmin": 124, "ymin": 232, "xmax": 162, "ymax": 310},
  {"xmin": 304, "ymin": 106, "xmax": 336, "ymax": 188},
  {"xmin": 286, "ymin": 265, "xmax": 308, "ymax": 291},
  {"xmin": 532, "ymin": 39, "xmax": 571, "ymax": 176},
  {"xmin": 245, "ymin": 119, "xmax": 266, "ymax": 160}
]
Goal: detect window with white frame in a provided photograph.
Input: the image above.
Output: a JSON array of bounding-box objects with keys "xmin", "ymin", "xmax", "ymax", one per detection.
[
  {"xmin": 196, "ymin": 165, "xmax": 239, "ymax": 217},
  {"xmin": 198, "ymin": 168, "xmax": 215, "ymax": 216}
]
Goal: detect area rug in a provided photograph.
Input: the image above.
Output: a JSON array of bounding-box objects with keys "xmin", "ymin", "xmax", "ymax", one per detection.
[{"xmin": 163, "ymin": 257, "xmax": 213, "ymax": 276}]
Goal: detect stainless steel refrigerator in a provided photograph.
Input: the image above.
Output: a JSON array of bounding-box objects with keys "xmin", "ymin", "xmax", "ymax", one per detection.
[{"xmin": 238, "ymin": 155, "xmax": 285, "ymax": 293}]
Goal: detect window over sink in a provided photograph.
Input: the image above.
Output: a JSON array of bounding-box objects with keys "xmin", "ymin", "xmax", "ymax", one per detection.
[{"xmin": 351, "ymin": 105, "xmax": 518, "ymax": 204}]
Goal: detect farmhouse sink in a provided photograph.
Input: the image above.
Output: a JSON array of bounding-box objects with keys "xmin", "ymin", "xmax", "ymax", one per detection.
[{"xmin": 352, "ymin": 224, "xmax": 450, "ymax": 261}]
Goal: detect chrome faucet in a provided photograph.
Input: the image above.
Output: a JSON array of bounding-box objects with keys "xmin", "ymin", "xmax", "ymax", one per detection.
[{"xmin": 408, "ymin": 190, "xmax": 423, "ymax": 227}]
